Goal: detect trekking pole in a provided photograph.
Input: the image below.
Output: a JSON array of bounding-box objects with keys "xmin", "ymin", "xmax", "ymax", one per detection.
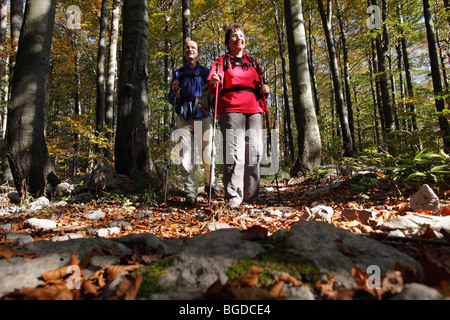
[
  {"xmin": 260, "ymin": 75, "xmax": 281, "ymax": 200},
  {"xmin": 164, "ymin": 99, "xmax": 177, "ymax": 204},
  {"xmin": 208, "ymin": 63, "xmax": 220, "ymax": 205}
]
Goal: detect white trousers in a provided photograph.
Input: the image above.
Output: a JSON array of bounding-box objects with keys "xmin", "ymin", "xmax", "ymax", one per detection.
[{"xmin": 175, "ymin": 115, "xmax": 215, "ymax": 198}]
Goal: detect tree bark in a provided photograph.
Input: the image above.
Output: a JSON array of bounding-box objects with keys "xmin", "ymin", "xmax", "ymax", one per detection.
[
  {"xmin": 373, "ymin": 0, "xmax": 394, "ymax": 136},
  {"xmin": 115, "ymin": 0, "xmax": 154, "ymax": 179},
  {"xmin": 285, "ymin": 0, "xmax": 322, "ymax": 175},
  {"xmin": 95, "ymin": 0, "xmax": 109, "ymax": 154},
  {"xmin": 337, "ymin": 7, "xmax": 355, "ymax": 151},
  {"xmin": 273, "ymin": 1, "xmax": 295, "ymax": 165},
  {"xmin": 6, "ymin": 0, "xmax": 60, "ymax": 197},
  {"xmin": 182, "ymin": 0, "xmax": 191, "ymax": 43},
  {"xmin": 422, "ymin": 0, "xmax": 450, "ymax": 152},
  {"xmin": 317, "ymin": 0, "xmax": 353, "ymax": 157},
  {"xmin": 105, "ymin": 0, "xmax": 121, "ymax": 156}
]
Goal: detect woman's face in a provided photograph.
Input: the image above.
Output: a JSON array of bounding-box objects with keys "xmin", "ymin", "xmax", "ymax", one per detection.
[{"xmin": 227, "ymin": 28, "xmax": 246, "ymax": 55}]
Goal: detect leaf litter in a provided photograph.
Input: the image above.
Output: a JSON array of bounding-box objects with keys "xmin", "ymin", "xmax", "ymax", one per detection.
[{"xmin": 0, "ymin": 175, "xmax": 449, "ymax": 299}]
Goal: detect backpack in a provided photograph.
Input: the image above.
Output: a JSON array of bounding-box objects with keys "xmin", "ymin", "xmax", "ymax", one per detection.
[{"xmin": 177, "ymin": 64, "xmax": 211, "ymax": 117}]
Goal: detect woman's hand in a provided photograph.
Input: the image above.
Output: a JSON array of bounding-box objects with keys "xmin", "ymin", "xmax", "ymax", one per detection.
[
  {"xmin": 210, "ymin": 73, "xmax": 222, "ymax": 87},
  {"xmin": 260, "ymin": 83, "xmax": 270, "ymax": 95}
]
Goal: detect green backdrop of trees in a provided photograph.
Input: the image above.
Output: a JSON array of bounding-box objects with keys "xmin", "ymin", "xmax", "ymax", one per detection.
[{"xmin": 0, "ymin": 0, "xmax": 449, "ymax": 198}]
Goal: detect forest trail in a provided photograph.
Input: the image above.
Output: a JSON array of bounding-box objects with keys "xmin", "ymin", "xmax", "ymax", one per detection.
[{"xmin": 0, "ymin": 167, "xmax": 449, "ymax": 300}]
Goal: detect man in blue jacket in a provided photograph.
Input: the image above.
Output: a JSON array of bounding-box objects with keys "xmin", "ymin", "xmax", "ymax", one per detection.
[{"xmin": 168, "ymin": 40, "xmax": 218, "ymax": 205}]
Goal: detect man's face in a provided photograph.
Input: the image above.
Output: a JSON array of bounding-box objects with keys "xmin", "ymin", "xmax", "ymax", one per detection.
[{"xmin": 184, "ymin": 41, "xmax": 199, "ymax": 61}]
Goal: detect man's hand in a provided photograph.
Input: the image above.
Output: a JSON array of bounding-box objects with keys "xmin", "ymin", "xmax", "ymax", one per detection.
[{"xmin": 172, "ymin": 79, "xmax": 181, "ymax": 98}]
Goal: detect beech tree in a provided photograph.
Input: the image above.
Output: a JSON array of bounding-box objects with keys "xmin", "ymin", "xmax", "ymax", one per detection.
[
  {"xmin": 114, "ymin": 0, "xmax": 155, "ymax": 179},
  {"xmin": 6, "ymin": 0, "xmax": 60, "ymax": 197},
  {"xmin": 285, "ymin": 0, "xmax": 322, "ymax": 174},
  {"xmin": 317, "ymin": 0, "xmax": 353, "ymax": 157},
  {"xmin": 422, "ymin": 0, "xmax": 450, "ymax": 152}
]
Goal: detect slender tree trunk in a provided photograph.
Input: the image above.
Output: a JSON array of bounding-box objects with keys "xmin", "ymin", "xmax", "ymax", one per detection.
[
  {"xmin": 317, "ymin": 0, "xmax": 353, "ymax": 157},
  {"xmin": 0, "ymin": 0, "xmax": 11, "ymax": 181},
  {"xmin": 337, "ymin": 7, "xmax": 355, "ymax": 152},
  {"xmin": 373, "ymin": 0, "xmax": 394, "ymax": 136},
  {"xmin": 182, "ymin": 0, "xmax": 191, "ymax": 43},
  {"xmin": 6, "ymin": 0, "xmax": 60, "ymax": 197},
  {"xmin": 423, "ymin": 0, "xmax": 450, "ymax": 152},
  {"xmin": 273, "ymin": 2, "xmax": 295, "ymax": 165},
  {"xmin": 95, "ymin": 0, "xmax": 109, "ymax": 154},
  {"xmin": 72, "ymin": 32, "xmax": 81, "ymax": 176},
  {"xmin": 308, "ymin": 18, "xmax": 321, "ymax": 117},
  {"xmin": 285, "ymin": 0, "xmax": 322, "ymax": 174},
  {"xmin": 115, "ymin": 0, "xmax": 154, "ymax": 179},
  {"xmin": 105, "ymin": 0, "xmax": 121, "ymax": 158}
]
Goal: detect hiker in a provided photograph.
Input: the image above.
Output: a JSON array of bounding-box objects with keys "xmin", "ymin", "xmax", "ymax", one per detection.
[
  {"xmin": 207, "ymin": 24, "xmax": 270, "ymax": 209},
  {"xmin": 168, "ymin": 40, "xmax": 218, "ymax": 206}
]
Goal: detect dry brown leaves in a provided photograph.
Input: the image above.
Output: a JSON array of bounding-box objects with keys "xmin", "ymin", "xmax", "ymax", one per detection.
[{"xmin": 1, "ymin": 244, "xmax": 160, "ymax": 300}]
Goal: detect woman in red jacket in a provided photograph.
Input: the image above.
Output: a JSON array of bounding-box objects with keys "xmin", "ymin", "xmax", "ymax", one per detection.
[{"xmin": 208, "ymin": 24, "xmax": 270, "ymax": 209}]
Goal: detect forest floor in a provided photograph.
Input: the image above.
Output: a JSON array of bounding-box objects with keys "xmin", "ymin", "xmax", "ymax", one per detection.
[{"xmin": 0, "ymin": 172, "xmax": 449, "ymax": 300}]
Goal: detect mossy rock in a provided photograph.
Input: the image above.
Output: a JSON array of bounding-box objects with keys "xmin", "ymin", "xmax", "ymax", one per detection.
[
  {"xmin": 226, "ymin": 236, "xmax": 322, "ymax": 288},
  {"xmin": 133, "ymin": 258, "xmax": 171, "ymax": 299}
]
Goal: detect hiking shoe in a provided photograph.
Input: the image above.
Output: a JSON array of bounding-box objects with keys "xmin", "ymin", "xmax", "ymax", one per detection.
[
  {"xmin": 205, "ymin": 186, "xmax": 219, "ymax": 199},
  {"xmin": 227, "ymin": 199, "xmax": 241, "ymax": 209},
  {"xmin": 184, "ymin": 197, "xmax": 197, "ymax": 206}
]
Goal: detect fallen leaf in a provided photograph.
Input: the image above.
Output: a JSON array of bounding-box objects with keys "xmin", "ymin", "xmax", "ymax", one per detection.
[
  {"xmin": 0, "ymin": 245, "xmax": 38, "ymax": 260},
  {"xmin": 106, "ymin": 264, "xmax": 143, "ymax": 282},
  {"xmin": 107, "ymin": 274, "xmax": 143, "ymax": 300},
  {"xmin": 41, "ymin": 252, "xmax": 80, "ymax": 282},
  {"xmin": 274, "ymin": 274, "xmax": 303, "ymax": 286}
]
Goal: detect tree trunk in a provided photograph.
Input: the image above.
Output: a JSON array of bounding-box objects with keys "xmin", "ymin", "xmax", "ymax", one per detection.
[
  {"xmin": 115, "ymin": 0, "xmax": 154, "ymax": 179},
  {"xmin": 105, "ymin": 0, "xmax": 121, "ymax": 157},
  {"xmin": 317, "ymin": 0, "xmax": 353, "ymax": 157},
  {"xmin": 95, "ymin": 0, "xmax": 109, "ymax": 154},
  {"xmin": 373, "ymin": 0, "xmax": 394, "ymax": 136},
  {"xmin": 422, "ymin": 0, "xmax": 450, "ymax": 152},
  {"xmin": 308, "ymin": 18, "xmax": 321, "ymax": 117},
  {"xmin": 72, "ymin": 32, "xmax": 81, "ymax": 176},
  {"xmin": 6, "ymin": 0, "xmax": 60, "ymax": 197},
  {"xmin": 273, "ymin": 1, "xmax": 295, "ymax": 165},
  {"xmin": 285, "ymin": 0, "xmax": 322, "ymax": 175},
  {"xmin": 337, "ymin": 7, "xmax": 355, "ymax": 152},
  {"xmin": 182, "ymin": 0, "xmax": 191, "ymax": 43}
]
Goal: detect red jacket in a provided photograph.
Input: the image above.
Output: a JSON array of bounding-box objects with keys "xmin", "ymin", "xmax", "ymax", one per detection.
[{"xmin": 207, "ymin": 53, "xmax": 265, "ymax": 114}]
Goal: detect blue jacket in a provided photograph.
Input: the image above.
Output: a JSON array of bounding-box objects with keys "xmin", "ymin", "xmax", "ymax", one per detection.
[{"xmin": 168, "ymin": 62, "xmax": 210, "ymax": 119}]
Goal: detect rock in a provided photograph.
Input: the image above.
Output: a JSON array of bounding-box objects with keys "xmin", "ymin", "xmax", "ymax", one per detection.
[
  {"xmin": 24, "ymin": 218, "xmax": 57, "ymax": 231},
  {"xmin": 263, "ymin": 206, "xmax": 296, "ymax": 218},
  {"xmin": 6, "ymin": 231, "xmax": 34, "ymax": 246},
  {"xmin": 390, "ymin": 283, "xmax": 444, "ymax": 300},
  {"xmin": 86, "ymin": 210, "xmax": 105, "ymax": 220},
  {"xmin": 89, "ymin": 160, "xmax": 134, "ymax": 194},
  {"xmin": 151, "ymin": 229, "xmax": 264, "ymax": 299},
  {"xmin": 97, "ymin": 227, "xmax": 120, "ymax": 237},
  {"xmin": 29, "ymin": 197, "xmax": 50, "ymax": 211},
  {"xmin": 0, "ymin": 223, "xmax": 12, "ymax": 231},
  {"xmin": 205, "ymin": 223, "xmax": 234, "ymax": 231},
  {"xmin": 285, "ymin": 285, "xmax": 315, "ymax": 300},
  {"xmin": 0, "ymin": 254, "xmax": 68, "ymax": 297},
  {"xmin": 7, "ymin": 191, "xmax": 21, "ymax": 204},
  {"xmin": 306, "ymin": 205, "xmax": 334, "ymax": 221},
  {"xmin": 380, "ymin": 214, "xmax": 450, "ymax": 237},
  {"xmin": 283, "ymin": 221, "xmax": 423, "ymax": 288},
  {"xmin": 410, "ymin": 184, "xmax": 441, "ymax": 212},
  {"xmin": 55, "ymin": 182, "xmax": 74, "ymax": 196}
]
